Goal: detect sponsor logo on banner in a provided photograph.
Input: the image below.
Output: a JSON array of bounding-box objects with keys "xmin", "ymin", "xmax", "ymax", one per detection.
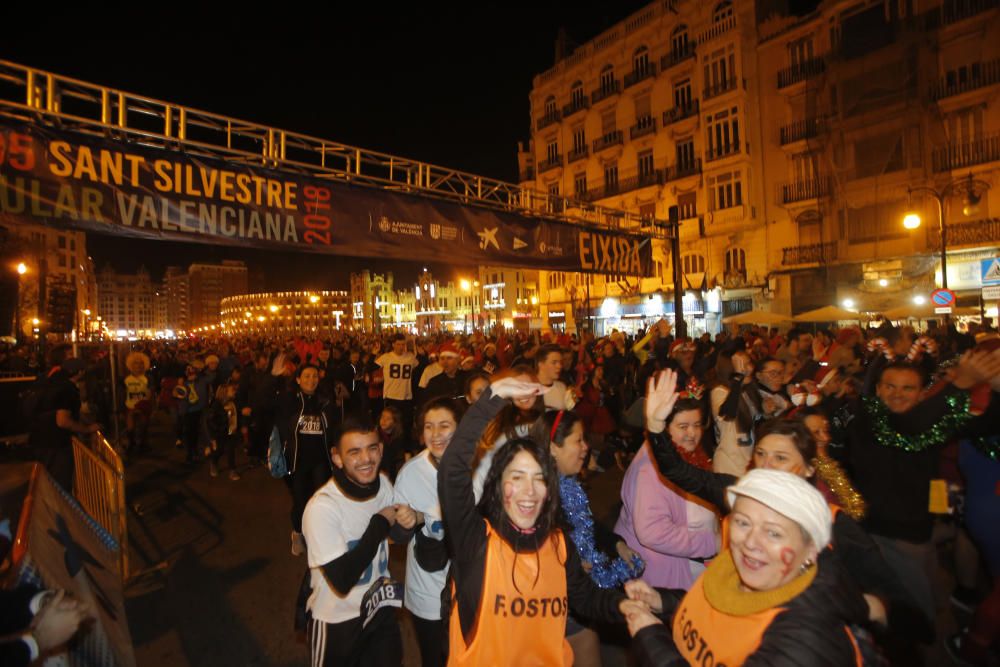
[
  {"xmin": 513, "ymin": 236, "xmax": 527, "ymax": 250},
  {"xmin": 539, "ymin": 241, "xmax": 565, "ymax": 256},
  {"xmin": 378, "ymin": 216, "xmax": 392, "ymax": 233},
  {"xmin": 478, "ymin": 226, "xmax": 500, "ymax": 250},
  {"xmin": 430, "ymin": 223, "xmax": 440, "ymax": 239}
]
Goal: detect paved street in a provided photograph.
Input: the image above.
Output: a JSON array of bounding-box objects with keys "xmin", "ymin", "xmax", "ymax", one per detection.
[{"xmin": 121, "ymin": 414, "xmax": 630, "ymax": 667}]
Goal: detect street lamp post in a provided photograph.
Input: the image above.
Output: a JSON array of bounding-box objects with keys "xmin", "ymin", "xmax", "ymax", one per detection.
[
  {"xmin": 903, "ymin": 174, "xmax": 989, "ymax": 290},
  {"xmin": 14, "ymin": 261, "xmax": 27, "ymax": 342}
]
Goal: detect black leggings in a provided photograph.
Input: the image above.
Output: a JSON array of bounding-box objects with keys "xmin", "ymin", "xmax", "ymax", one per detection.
[
  {"xmin": 287, "ymin": 461, "xmax": 331, "ymax": 533},
  {"xmin": 410, "ymin": 614, "xmax": 446, "ymax": 667}
]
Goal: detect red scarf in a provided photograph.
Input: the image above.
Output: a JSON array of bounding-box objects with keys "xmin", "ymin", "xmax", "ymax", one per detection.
[{"xmin": 675, "ymin": 441, "xmax": 712, "ymax": 470}]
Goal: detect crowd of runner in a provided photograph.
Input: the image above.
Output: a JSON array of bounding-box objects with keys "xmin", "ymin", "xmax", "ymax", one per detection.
[{"xmin": 6, "ymin": 316, "xmax": 1000, "ymax": 666}]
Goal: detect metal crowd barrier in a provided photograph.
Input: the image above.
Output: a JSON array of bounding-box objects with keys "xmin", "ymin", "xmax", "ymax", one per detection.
[{"xmin": 72, "ymin": 431, "xmax": 130, "ymax": 580}]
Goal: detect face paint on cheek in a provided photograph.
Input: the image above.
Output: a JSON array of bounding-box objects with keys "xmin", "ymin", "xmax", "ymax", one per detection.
[{"xmin": 779, "ymin": 547, "xmax": 796, "ymax": 576}]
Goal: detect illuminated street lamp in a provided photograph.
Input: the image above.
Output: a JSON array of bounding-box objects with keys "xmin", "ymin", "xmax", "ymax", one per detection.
[
  {"xmin": 903, "ymin": 174, "xmax": 989, "ymax": 289},
  {"xmin": 17, "ymin": 262, "xmax": 27, "ymax": 275},
  {"xmin": 309, "ymin": 294, "xmax": 320, "ymax": 304}
]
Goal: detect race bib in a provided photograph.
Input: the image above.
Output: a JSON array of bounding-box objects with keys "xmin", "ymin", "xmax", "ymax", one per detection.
[
  {"xmin": 360, "ymin": 576, "xmax": 403, "ymax": 628},
  {"xmin": 297, "ymin": 414, "xmax": 323, "ymax": 436}
]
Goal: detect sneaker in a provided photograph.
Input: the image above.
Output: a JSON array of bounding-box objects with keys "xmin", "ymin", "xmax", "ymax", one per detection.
[
  {"xmin": 209, "ymin": 462, "xmax": 219, "ymax": 478},
  {"xmin": 291, "ymin": 531, "xmax": 306, "ymax": 556},
  {"xmin": 229, "ymin": 470, "xmax": 241, "ymax": 481}
]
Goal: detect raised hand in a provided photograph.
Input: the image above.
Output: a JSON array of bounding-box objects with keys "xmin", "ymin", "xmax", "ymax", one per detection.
[
  {"xmin": 645, "ymin": 369, "xmax": 679, "ymax": 433},
  {"xmin": 489, "ymin": 376, "xmax": 549, "ymax": 401}
]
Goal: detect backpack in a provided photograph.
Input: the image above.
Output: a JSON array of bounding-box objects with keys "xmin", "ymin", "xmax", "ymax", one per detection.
[{"xmin": 267, "ymin": 425, "xmax": 288, "ymax": 478}]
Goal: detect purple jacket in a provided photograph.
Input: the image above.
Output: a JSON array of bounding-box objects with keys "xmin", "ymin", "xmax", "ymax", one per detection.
[{"xmin": 615, "ymin": 443, "xmax": 719, "ymax": 590}]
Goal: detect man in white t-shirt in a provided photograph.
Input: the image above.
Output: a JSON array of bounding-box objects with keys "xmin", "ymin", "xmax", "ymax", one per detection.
[
  {"xmin": 377, "ymin": 334, "xmax": 419, "ymax": 439},
  {"xmin": 303, "ymin": 416, "xmax": 417, "ymax": 666},
  {"xmin": 536, "ymin": 343, "xmax": 576, "ymax": 411}
]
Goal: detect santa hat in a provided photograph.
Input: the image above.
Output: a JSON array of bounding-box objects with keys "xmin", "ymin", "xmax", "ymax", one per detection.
[{"xmin": 438, "ymin": 342, "xmax": 460, "ymax": 358}]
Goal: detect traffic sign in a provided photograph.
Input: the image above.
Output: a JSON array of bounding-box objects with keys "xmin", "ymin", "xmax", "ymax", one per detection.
[
  {"xmin": 935, "ymin": 307, "xmax": 953, "ymax": 314},
  {"xmin": 930, "ymin": 288, "xmax": 957, "ymax": 308},
  {"xmin": 982, "ymin": 258, "xmax": 1000, "ymax": 286},
  {"xmin": 983, "ymin": 285, "xmax": 1000, "ymax": 300}
]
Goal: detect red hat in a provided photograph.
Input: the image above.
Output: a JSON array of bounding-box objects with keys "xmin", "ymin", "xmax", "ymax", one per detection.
[{"xmin": 438, "ymin": 342, "xmax": 460, "ymax": 358}]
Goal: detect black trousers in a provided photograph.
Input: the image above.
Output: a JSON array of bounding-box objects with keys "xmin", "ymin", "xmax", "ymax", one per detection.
[
  {"xmin": 411, "ymin": 614, "xmax": 446, "ymax": 667},
  {"xmin": 286, "ymin": 458, "xmax": 330, "ymax": 533},
  {"xmin": 308, "ymin": 608, "xmax": 402, "ymax": 667}
]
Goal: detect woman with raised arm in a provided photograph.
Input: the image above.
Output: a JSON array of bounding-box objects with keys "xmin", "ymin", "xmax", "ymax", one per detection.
[{"xmin": 438, "ymin": 375, "xmax": 629, "ymax": 666}]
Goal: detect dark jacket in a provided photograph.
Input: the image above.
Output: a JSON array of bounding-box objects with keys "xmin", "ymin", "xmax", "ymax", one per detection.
[
  {"xmin": 438, "ymin": 388, "xmax": 625, "ymax": 646},
  {"xmin": 275, "ymin": 390, "xmax": 336, "ymax": 474},
  {"xmin": 632, "ymin": 549, "xmax": 868, "ymax": 666}
]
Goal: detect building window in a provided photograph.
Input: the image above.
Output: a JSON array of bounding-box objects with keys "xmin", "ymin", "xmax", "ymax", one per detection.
[
  {"xmin": 574, "ymin": 172, "xmax": 588, "ymax": 197},
  {"xmin": 788, "ymin": 36, "xmax": 814, "ymax": 68},
  {"xmin": 544, "ymin": 95, "xmax": 557, "ymax": 115},
  {"xmin": 673, "ymin": 79, "xmax": 692, "ymax": 109},
  {"xmin": 634, "ymin": 94, "xmax": 652, "ymax": 126},
  {"xmin": 57, "ymin": 235, "xmax": 66, "ymax": 249},
  {"xmin": 570, "ymin": 81, "xmax": 585, "ymax": 106},
  {"xmin": 724, "ymin": 248, "xmax": 746, "ymax": 276},
  {"xmin": 572, "ymin": 127, "xmax": 586, "ymax": 153},
  {"xmin": 708, "ymin": 170, "xmax": 743, "ymax": 210},
  {"xmin": 546, "ymin": 140, "xmax": 559, "ymax": 162},
  {"xmin": 678, "ymin": 192, "xmax": 698, "ymax": 220},
  {"xmin": 703, "ymin": 46, "xmax": 736, "ymax": 93},
  {"xmin": 633, "ymin": 46, "xmax": 650, "ymax": 76},
  {"xmin": 713, "ymin": 0, "xmax": 733, "ymax": 23},
  {"xmin": 604, "ymin": 162, "xmax": 619, "ymax": 190},
  {"xmin": 790, "ymin": 152, "xmax": 817, "ymax": 183},
  {"xmin": 600, "ymin": 64, "xmax": 615, "ymax": 92},
  {"xmin": 601, "ymin": 109, "xmax": 616, "ymax": 135},
  {"xmin": 706, "ymin": 106, "xmax": 740, "ymax": 158},
  {"xmin": 639, "ymin": 202, "xmax": 656, "ymax": 224},
  {"xmin": 638, "ymin": 150, "xmax": 655, "ymax": 179},
  {"xmin": 682, "ymin": 254, "xmax": 706, "ymax": 274},
  {"xmin": 676, "ymin": 139, "xmax": 696, "ymax": 170},
  {"xmin": 853, "ymin": 131, "xmax": 904, "ymax": 178},
  {"xmin": 671, "ymin": 25, "xmax": 690, "ymax": 54}
]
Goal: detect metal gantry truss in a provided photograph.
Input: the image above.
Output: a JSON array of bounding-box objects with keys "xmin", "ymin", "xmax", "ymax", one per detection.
[{"xmin": 0, "ymin": 60, "xmax": 668, "ymax": 236}]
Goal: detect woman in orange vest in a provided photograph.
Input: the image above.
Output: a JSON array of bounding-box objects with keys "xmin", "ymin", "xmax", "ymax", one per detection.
[
  {"xmin": 620, "ymin": 468, "xmax": 868, "ymax": 666},
  {"xmin": 438, "ymin": 374, "xmax": 629, "ymax": 666}
]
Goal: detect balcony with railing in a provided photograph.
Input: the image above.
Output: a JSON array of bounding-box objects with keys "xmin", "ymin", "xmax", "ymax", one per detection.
[
  {"xmin": 663, "ymin": 99, "xmax": 699, "ymax": 126},
  {"xmin": 926, "ymin": 218, "xmax": 1000, "ymax": 249},
  {"xmin": 932, "ymin": 135, "xmax": 1000, "ymax": 171},
  {"xmin": 580, "ymin": 169, "xmax": 662, "ymax": 201},
  {"xmin": 930, "ymin": 60, "xmax": 1000, "ymax": 100},
  {"xmin": 536, "ymin": 110, "xmax": 561, "ymax": 131},
  {"xmin": 624, "ymin": 63, "xmax": 658, "ymax": 89},
  {"xmin": 664, "ymin": 158, "xmax": 702, "ymax": 182},
  {"xmin": 777, "ymin": 57, "xmax": 826, "ymax": 89},
  {"xmin": 706, "ymin": 141, "xmax": 743, "ymax": 162},
  {"xmin": 591, "ymin": 80, "xmax": 622, "ymax": 105},
  {"xmin": 780, "ymin": 177, "xmax": 830, "ymax": 204},
  {"xmin": 699, "ymin": 15, "xmax": 736, "ymax": 43},
  {"xmin": 782, "ymin": 241, "xmax": 838, "ymax": 265},
  {"xmin": 941, "ymin": 0, "xmax": 999, "ymax": 26},
  {"xmin": 780, "ymin": 118, "xmax": 822, "ymax": 145},
  {"xmin": 567, "ymin": 145, "xmax": 589, "ymax": 163},
  {"xmin": 538, "ymin": 154, "xmax": 563, "ymax": 174},
  {"xmin": 703, "ymin": 77, "xmax": 738, "ymax": 99},
  {"xmin": 562, "ymin": 96, "xmax": 590, "ymax": 118},
  {"xmin": 661, "ymin": 42, "xmax": 697, "ymax": 71},
  {"xmin": 630, "ymin": 116, "xmax": 657, "ymax": 140},
  {"xmin": 593, "ymin": 129, "xmax": 624, "ymax": 152}
]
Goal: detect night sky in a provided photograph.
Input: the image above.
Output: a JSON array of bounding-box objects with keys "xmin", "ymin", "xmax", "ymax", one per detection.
[{"xmin": 4, "ymin": 1, "xmax": 815, "ymax": 290}]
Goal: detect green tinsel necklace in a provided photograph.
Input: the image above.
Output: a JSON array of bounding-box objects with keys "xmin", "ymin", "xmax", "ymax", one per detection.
[{"xmin": 862, "ymin": 392, "xmax": 974, "ymax": 453}]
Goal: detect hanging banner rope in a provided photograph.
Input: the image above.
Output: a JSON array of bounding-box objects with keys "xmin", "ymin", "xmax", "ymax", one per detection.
[{"xmin": 0, "ymin": 121, "xmax": 654, "ymax": 276}]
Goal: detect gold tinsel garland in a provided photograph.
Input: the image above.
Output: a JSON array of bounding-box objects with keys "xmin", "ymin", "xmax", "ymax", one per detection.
[{"xmin": 813, "ymin": 455, "xmax": 866, "ymax": 521}]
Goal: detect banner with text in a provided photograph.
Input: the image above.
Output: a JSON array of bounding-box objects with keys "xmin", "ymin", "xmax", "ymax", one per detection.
[{"xmin": 0, "ymin": 121, "xmax": 653, "ymax": 276}]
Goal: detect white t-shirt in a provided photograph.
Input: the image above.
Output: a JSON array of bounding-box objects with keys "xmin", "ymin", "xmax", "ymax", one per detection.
[
  {"xmin": 376, "ymin": 352, "xmax": 418, "ymax": 400},
  {"xmin": 303, "ymin": 474, "xmax": 395, "ymax": 624},
  {"xmin": 418, "ymin": 362, "xmax": 442, "ymax": 389},
  {"xmin": 543, "ymin": 380, "xmax": 575, "ymax": 411},
  {"xmin": 392, "ymin": 450, "xmax": 447, "ymax": 620}
]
